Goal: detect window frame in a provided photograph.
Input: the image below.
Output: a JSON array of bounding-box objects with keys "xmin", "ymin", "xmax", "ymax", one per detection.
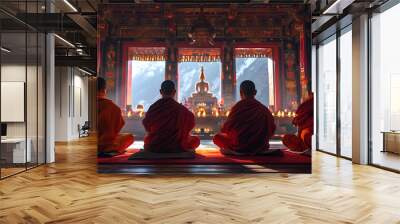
[{"xmin": 315, "ymin": 23, "xmax": 353, "ymax": 160}]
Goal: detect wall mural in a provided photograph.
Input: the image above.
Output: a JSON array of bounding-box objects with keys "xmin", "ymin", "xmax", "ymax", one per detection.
[{"xmin": 97, "ymin": 3, "xmax": 313, "ymax": 174}]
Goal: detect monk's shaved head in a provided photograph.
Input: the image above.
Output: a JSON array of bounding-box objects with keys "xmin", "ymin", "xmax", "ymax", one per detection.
[
  {"xmin": 97, "ymin": 77, "xmax": 106, "ymax": 92},
  {"xmin": 160, "ymin": 80, "xmax": 176, "ymax": 97},
  {"xmin": 240, "ymin": 80, "xmax": 257, "ymax": 99}
]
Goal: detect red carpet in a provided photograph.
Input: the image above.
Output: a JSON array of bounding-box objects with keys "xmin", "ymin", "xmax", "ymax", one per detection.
[{"xmin": 97, "ymin": 147, "xmax": 311, "ymax": 165}]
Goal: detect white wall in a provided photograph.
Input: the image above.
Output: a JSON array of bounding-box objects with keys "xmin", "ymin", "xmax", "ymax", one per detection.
[
  {"xmin": 1, "ymin": 64, "xmax": 43, "ymax": 137},
  {"xmin": 71, "ymin": 72, "xmax": 89, "ymax": 138},
  {"xmin": 1, "ymin": 63, "xmax": 46, "ymax": 164},
  {"xmin": 1, "ymin": 65, "xmax": 26, "ymax": 134},
  {"xmin": 1, "ymin": 65, "xmax": 27, "ymax": 139},
  {"xmin": 55, "ymin": 66, "xmax": 69, "ymax": 141},
  {"xmin": 54, "ymin": 67, "xmax": 89, "ymax": 141}
]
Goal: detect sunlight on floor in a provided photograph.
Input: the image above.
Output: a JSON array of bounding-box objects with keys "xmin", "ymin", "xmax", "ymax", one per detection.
[{"xmin": 129, "ymin": 141, "xmax": 145, "ymax": 149}]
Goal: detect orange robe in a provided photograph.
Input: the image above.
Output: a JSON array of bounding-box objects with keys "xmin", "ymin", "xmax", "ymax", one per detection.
[
  {"xmin": 97, "ymin": 94, "xmax": 134, "ymax": 153},
  {"xmin": 213, "ymin": 98, "xmax": 276, "ymax": 154},
  {"xmin": 143, "ymin": 98, "xmax": 200, "ymax": 153},
  {"xmin": 282, "ymin": 95, "xmax": 314, "ymax": 152}
]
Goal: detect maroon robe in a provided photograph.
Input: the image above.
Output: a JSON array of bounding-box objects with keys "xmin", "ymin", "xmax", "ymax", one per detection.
[
  {"xmin": 97, "ymin": 93, "xmax": 134, "ymax": 153},
  {"xmin": 143, "ymin": 97, "xmax": 200, "ymax": 153},
  {"xmin": 213, "ymin": 98, "xmax": 276, "ymax": 154},
  {"xmin": 283, "ymin": 95, "xmax": 314, "ymax": 151}
]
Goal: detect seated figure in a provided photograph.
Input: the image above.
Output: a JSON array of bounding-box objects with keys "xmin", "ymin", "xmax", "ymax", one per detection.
[
  {"xmin": 282, "ymin": 92, "xmax": 314, "ymax": 153},
  {"xmin": 143, "ymin": 80, "xmax": 200, "ymax": 153},
  {"xmin": 213, "ymin": 80, "xmax": 276, "ymax": 155},
  {"xmin": 97, "ymin": 77, "xmax": 134, "ymax": 154}
]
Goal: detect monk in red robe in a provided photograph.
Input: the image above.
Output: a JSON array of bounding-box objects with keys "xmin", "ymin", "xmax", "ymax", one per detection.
[
  {"xmin": 282, "ymin": 93, "xmax": 314, "ymax": 153},
  {"xmin": 213, "ymin": 80, "xmax": 277, "ymax": 155},
  {"xmin": 97, "ymin": 77, "xmax": 134, "ymax": 154},
  {"xmin": 143, "ymin": 80, "xmax": 200, "ymax": 153}
]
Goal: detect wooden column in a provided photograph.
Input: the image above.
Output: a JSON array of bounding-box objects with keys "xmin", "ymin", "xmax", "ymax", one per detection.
[
  {"xmin": 165, "ymin": 11, "xmax": 178, "ymax": 100},
  {"xmin": 165, "ymin": 43, "xmax": 178, "ymax": 100},
  {"xmin": 166, "ymin": 44, "xmax": 178, "ymax": 82},
  {"xmin": 282, "ymin": 40, "xmax": 299, "ymax": 110},
  {"xmin": 88, "ymin": 77, "xmax": 97, "ymax": 132},
  {"xmin": 299, "ymin": 29, "xmax": 309, "ymax": 101},
  {"xmin": 115, "ymin": 40, "xmax": 126, "ymax": 111},
  {"xmin": 221, "ymin": 41, "xmax": 236, "ymax": 108},
  {"xmin": 100, "ymin": 40, "xmax": 118, "ymax": 104}
]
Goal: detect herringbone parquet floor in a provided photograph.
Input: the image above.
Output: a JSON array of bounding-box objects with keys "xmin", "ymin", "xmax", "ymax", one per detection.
[{"xmin": 1, "ymin": 136, "xmax": 400, "ymax": 224}]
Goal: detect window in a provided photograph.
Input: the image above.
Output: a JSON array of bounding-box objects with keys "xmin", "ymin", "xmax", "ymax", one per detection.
[
  {"xmin": 130, "ymin": 60, "xmax": 165, "ymax": 111},
  {"xmin": 316, "ymin": 25, "xmax": 353, "ymax": 159},
  {"xmin": 177, "ymin": 48, "xmax": 222, "ymax": 139},
  {"xmin": 370, "ymin": 3, "xmax": 400, "ymax": 171},
  {"xmin": 317, "ymin": 36, "xmax": 337, "ymax": 154},
  {"xmin": 178, "ymin": 62, "xmax": 221, "ymax": 104},
  {"xmin": 339, "ymin": 28, "xmax": 352, "ymax": 158},
  {"xmin": 123, "ymin": 47, "xmax": 166, "ymax": 140},
  {"xmin": 235, "ymin": 57, "xmax": 274, "ymax": 106},
  {"xmin": 177, "ymin": 48, "xmax": 221, "ymax": 104}
]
